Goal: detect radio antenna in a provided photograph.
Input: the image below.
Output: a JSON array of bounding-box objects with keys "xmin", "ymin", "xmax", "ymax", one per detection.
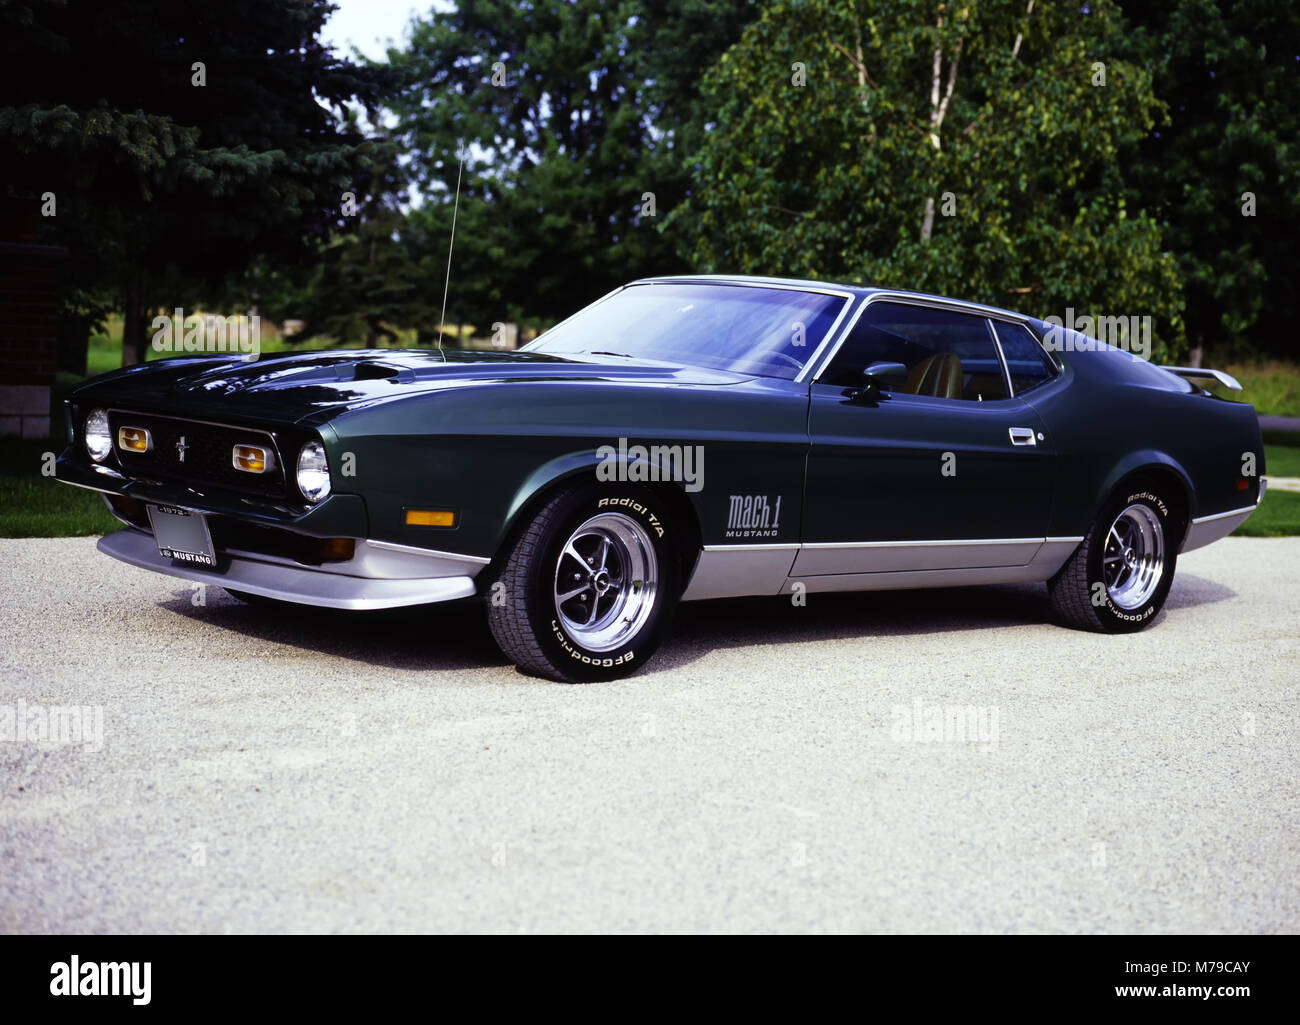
[{"xmin": 436, "ymin": 140, "xmax": 465, "ymax": 361}]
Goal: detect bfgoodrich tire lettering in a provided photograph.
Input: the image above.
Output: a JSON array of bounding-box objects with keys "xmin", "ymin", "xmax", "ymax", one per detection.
[
  {"xmin": 486, "ymin": 484, "xmax": 681, "ymax": 682},
  {"xmin": 1048, "ymin": 487, "xmax": 1178, "ymax": 633}
]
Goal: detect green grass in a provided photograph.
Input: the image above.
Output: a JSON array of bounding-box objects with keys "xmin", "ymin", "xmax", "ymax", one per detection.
[
  {"xmin": 0, "ymin": 439, "xmax": 120, "ymax": 537},
  {"xmin": 1233, "ymin": 490, "xmax": 1300, "ymax": 537},
  {"xmin": 1261, "ymin": 442, "xmax": 1300, "ymax": 478},
  {"xmin": 1211, "ymin": 360, "xmax": 1300, "ymax": 418},
  {"xmin": 1233, "ymin": 437, "xmax": 1300, "ymax": 537}
]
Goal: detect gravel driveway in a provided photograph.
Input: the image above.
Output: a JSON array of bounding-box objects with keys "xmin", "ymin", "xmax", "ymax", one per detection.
[{"xmin": 1, "ymin": 534, "xmax": 1297, "ymax": 933}]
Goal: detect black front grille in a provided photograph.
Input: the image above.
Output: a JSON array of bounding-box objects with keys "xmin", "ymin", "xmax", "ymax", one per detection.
[{"xmin": 107, "ymin": 409, "xmax": 289, "ymax": 499}]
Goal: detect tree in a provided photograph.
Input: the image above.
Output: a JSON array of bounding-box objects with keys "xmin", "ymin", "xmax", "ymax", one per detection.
[
  {"xmin": 384, "ymin": 0, "xmax": 756, "ymax": 331},
  {"xmin": 0, "ymin": 0, "xmax": 393, "ymax": 363},
  {"xmin": 669, "ymin": 0, "xmax": 1187, "ymax": 360},
  {"xmin": 1118, "ymin": 0, "xmax": 1300, "ymax": 360}
]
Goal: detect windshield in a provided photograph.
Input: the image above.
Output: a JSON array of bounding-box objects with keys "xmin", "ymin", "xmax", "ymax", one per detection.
[{"xmin": 527, "ymin": 282, "xmax": 849, "ymax": 380}]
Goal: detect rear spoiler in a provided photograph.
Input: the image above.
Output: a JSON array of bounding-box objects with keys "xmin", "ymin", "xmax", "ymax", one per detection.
[{"xmin": 1159, "ymin": 366, "xmax": 1243, "ymax": 392}]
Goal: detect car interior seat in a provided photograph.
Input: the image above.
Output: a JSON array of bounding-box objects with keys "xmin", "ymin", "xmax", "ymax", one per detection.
[{"xmin": 906, "ymin": 353, "xmax": 963, "ymax": 398}]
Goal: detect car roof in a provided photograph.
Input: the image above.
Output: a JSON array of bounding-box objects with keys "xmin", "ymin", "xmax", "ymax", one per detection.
[{"xmin": 632, "ymin": 274, "xmax": 1033, "ymax": 323}]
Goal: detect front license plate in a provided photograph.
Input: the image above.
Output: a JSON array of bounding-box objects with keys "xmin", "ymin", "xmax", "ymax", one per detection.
[{"xmin": 147, "ymin": 504, "xmax": 216, "ymax": 567}]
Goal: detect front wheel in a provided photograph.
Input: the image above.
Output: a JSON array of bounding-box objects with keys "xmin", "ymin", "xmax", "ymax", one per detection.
[
  {"xmin": 486, "ymin": 485, "xmax": 682, "ymax": 682},
  {"xmin": 1048, "ymin": 487, "xmax": 1179, "ymax": 632}
]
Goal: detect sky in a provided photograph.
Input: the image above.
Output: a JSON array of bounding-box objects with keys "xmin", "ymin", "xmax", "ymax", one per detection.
[{"xmin": 320, "ymin": 0, "xmax": 434, "ymax": 61}]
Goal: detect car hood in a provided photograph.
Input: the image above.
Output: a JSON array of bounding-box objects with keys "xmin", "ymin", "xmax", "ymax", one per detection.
[{"xmin": 72, "ymin": 348, "xmax": 752, "ymax": 425}]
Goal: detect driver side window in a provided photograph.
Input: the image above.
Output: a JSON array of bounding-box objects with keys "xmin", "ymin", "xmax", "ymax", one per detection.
[{"xmin": 819, "ymin": 301, "xmax": 1008, "ymax": 402}]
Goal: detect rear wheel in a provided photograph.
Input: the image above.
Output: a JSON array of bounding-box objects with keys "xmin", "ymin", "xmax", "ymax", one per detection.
[
  {"xmin": 1048, "ymin": 486, "xmax": 1179, "ymax": 632},
  {"xmin": 486, "ymin": 484, "xmax": 682, "ymax": 682}
]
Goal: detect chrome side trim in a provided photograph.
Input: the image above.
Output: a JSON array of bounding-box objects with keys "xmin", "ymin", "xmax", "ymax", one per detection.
[
  {"xmin": 1191, "ymin": 503, "xmax": 1258, "ymax": 524},
  {"xmin": 799, "ymin": 537, "xmax": 1044, "ymax": 549},
  {"xmin": 681, "ymin": 536, "xmax": 1083, "ymax": 600},
  {"xmin": 787, "ymin": 535, "xmax": 1081, "ymax": 594},
  {"xmin": 701, "ymin": 542, "xmax": 801, "ymax": 552},
  {"xmin": 794, "ymin": 537, "xmax": 1044, "ymax": 575},
  {"xmin": 99, "ymin": 529, "xmax": 477, "ymax": 610},
  {"xmin": 680, "ymin": 544, "xmax": 800, "ymax": 601},
  {"xmin": 366, "ymin": 538, "xmax": 492, "ymax": 566},
  {"xmin": 1181, "ymin": 503, "xmax": 1258, "ymax": 553},
  {"xmin": 788, "ymin": 563, "xmax": 1049, "ymax": 594}
]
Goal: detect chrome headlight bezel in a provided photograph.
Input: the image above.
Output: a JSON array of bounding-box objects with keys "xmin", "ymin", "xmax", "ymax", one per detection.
[
  {"xmin": 296, "ymin": 440, "xmax": 332, "ymax": 503},
  {"xmin": 84, "ymin": 408, "xmax": 112, "ymax": 462}
]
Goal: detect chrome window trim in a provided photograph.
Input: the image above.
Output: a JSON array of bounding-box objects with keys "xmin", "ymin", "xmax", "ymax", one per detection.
[
  {"xmin": 521, "ymin": 277, "xmax": 857, "ymax": 381},
  {"xmin": 989, "ymin": 319, "xmax": 1063, "ymax": 394},
  {"xmin": 633, "ymin": 274, "xmax": 859, "ymax": 300},
  {"xmin": 520, "ymin": 284, "xmax": 628, "ymax": 350},
  {"xmin": 636, "ymin": 278, "xmax": 859, "ymax": 383},
  {"xmin": 806, "ymin": 291, "xmax": 1034, "ymax": 385},
  {"xmin": 985, "ymin": 317, "xmax": 1015, "ymax": 397}
]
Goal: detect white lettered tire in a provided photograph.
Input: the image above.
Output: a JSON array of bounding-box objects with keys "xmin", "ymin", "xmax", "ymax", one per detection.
[{"xmin": 486, "ymin": 484, "xmax": 682, "ymax": 682}]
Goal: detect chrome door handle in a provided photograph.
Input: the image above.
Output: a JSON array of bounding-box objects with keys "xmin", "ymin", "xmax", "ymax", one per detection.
[{"xmin": 1008, "ymin": 427, "xmax": 1037, "ymax": 446}]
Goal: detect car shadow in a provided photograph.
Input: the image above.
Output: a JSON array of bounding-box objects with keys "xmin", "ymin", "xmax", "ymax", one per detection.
[
  {"xmin": 161, "ymin": 591, "xmax": 509, "ymax": 674},
  {"xmin": 156, "ymin": 571, "xmax": 1236, "ymax": 679},
  {"xmin": 651, "ymin": 571, "xmax": 1237, "ymax": 675}
]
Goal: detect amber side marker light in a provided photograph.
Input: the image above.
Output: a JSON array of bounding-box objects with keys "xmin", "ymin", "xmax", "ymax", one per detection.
[
  {"xmin": 319, "ymin": 538, "xmax": 355, "ymax": 561},
  {"xmin": 405, "ymin": 509, "xmax": 456, "ymax": 527},
  {"xmin": 117, "ymin": 426, "xmax": 151, "ymax": 452}
]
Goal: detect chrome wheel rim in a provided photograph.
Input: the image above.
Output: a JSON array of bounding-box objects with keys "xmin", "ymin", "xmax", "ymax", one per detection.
[
  {"xmin": 1103, "ymin": 504, "xmax": 1165, "ymax": 610},
  {"xmin": 554, "ymin": 512, "xmax": 658, "ymax": 652}
]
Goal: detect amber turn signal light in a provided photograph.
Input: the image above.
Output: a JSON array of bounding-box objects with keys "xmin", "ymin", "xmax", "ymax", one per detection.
[
  {"xmin": 405, "ymin": 509, "xmax": 456, "ymax": 527},
  {"xmin": 319, "ymin": 538, "xmax": 355, "ymax": 561},
  {"xmin": 232, "ymin": 444, "xmax": 270, "ymax": 473},
  {"xmin": 117, "ymin": 426, "xmax": 151, "ymax": 452}
]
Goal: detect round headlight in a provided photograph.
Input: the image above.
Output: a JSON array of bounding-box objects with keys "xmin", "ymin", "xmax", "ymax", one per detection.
[
  {"xmin": 296, "ymin": 440, "xmax": 331, "ymax": 503},
  {"xmin": 84, "ymin": 408, "xmax": 112, "ymax": 462}
]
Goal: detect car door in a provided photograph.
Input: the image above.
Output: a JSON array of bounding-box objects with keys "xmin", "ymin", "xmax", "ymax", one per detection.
[{"xmin": 794, "ymin": 298, "xmax": 1056, "ymax": 577}]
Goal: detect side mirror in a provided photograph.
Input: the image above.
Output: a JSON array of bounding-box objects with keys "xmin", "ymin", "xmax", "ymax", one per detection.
[{"xmin": 851, "ymin": 361, "xmax": 908, "ymax": 401}]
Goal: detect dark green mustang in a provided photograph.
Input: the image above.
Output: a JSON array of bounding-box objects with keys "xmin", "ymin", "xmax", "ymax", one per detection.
[{"xmin": 57, "ymin": 276, "xmax": 1265, "ymax": 681}]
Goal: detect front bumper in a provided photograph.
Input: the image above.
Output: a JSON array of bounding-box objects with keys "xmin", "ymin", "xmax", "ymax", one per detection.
[{"xmin": 100, "ymin": 528, "xmax": 484, "ymax": 610}]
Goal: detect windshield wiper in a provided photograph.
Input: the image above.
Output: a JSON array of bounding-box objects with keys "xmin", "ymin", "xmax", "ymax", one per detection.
[{"xmin": 588, "ymin": 350, "xmax": 638, "ymax": 358}]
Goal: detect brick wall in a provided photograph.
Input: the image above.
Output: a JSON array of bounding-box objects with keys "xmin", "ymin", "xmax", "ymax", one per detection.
[{"xmin": 0, "ymin": 242, "xmax": 67, "ymax": 438}]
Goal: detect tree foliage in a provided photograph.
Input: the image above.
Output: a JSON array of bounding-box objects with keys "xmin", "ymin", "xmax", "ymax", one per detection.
[
  {"xmin": 669, "ymin": 0, "xmax": 1187, "ymax": 359},
  {"xmin": 0, "ymin": 0, "xmax": 393, "ymax": 361},
  {"xmin": 1118, "ymin": 0, "xmax": 1300, "ymax": 356},
  {"xmin": 384, "ymin": 0, "xmax": 755, "ymax": 330}
]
